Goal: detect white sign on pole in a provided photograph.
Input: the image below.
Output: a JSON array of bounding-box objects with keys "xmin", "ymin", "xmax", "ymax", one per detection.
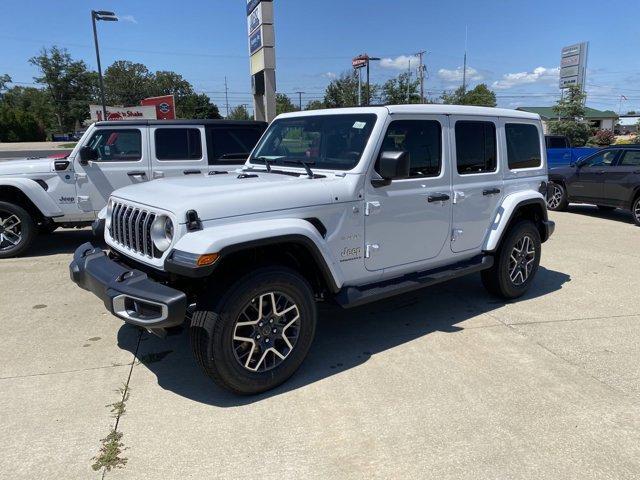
[
  {"xmin": 89, "ymin": 105, "xmax": 156, "ymax": 122},
  {"xmin": 559, "ymin": 42, "xmax": 588, "ymax": 89}
]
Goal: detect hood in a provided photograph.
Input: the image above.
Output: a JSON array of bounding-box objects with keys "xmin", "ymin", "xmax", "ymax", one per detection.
[
  {"xmin": 111, "ymin": 172, "xmax": 342, "ymax": 222},
  {"xmin": 0, "ymin": 157, "xmax": 54, "ymax": 176}
]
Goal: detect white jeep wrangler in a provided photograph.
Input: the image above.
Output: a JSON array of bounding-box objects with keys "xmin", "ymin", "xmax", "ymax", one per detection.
[
  {"xmin": 70, "ymin": 105, "xmax": 554, "ymax": 394},
  {"xmin": 0, "ymin": 119, "xmax": 266, "ymax": 257}
]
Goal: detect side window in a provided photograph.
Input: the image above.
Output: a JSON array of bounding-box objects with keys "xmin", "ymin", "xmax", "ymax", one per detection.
[
  {"xmin": 620, "ymin": 150, "xmax": 640, "ymax": 166},
  {"xmin": 155, "ymin": 128, "xmax": 202, "ymax": 160},
  {"xmin": 581, "ymin": 150, "xmax": 617, "ymax": 167},
  {"xmin": 378, "ymin": 120, "xmax": 442, "ymax": 178},
  {"xmin": 85, "ymin": 129, "xmax": 141, "ymax": 162},
  {"xmin": 208, "ymin": 127, "xmax": 263, "ymax": 165},
  {"xmin": 546, "ymin": 136, "xmax": 569, "ymax": 149},
  {"xmin": 455, "ymin": 121, "xmax": 497, "ymax": 174},
  {"xmin": 506, "ymin": 123, "xmax": 542, "ymax": 169}
]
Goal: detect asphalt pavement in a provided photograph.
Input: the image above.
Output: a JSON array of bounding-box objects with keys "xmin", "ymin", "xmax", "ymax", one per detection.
[{"xmin": 0, "ymin": 206, "xmax": 639, "ymax": 479}]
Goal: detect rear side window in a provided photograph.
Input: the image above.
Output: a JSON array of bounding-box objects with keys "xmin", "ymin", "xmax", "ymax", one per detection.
[
  {"xmin": 85, "ymin": 129, "xmax": 141, "ymax": 162},
  {"xmin": 506, "ymin": 123, "xmax": 542, "ymax": 169},
  {"xmin": 379, "ymin": 120, "xmax": 442, "ymax": 178},
  {"xmin": 208, "ymin": 127, "xmax": 263, "ymax": 165},
  {"xmin": 620, "ymin": 150, "xmax": 640, "ymax": 166},
  {"xmin": 155, "ymin": 128, "xmax": 202, "ymax": 160},
  {"xmin": 546, "ymin": 136, "xmax": 569, "ymax": 149},
  {"xmin": 455, "ymin": 121, "xmax": 497, "ymax": 174}
]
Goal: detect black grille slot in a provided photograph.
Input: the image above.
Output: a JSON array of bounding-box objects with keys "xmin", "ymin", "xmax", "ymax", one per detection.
[{"xmin": 109, "ymin": 202, "xmax": 158, "ymax": 258}]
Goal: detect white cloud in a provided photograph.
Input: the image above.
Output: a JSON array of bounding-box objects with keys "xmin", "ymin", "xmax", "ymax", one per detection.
[
  {"xmin": 322, "ymin": 72, "xmax": 337, "ymax": 80},
  {"xmin": 492, "ymin": 66, "xmax": 559, "ymax": 90},
  {"xmin": 437, "ymin": 66, "xmax": 483, "ymax": 83},
  {"xmin": 379, "ymin": 55, "xmax": 419, "ymax": 71},
  {"xmin": 119, "ymin": 14, "xmax": 137, "ymax": 23}
]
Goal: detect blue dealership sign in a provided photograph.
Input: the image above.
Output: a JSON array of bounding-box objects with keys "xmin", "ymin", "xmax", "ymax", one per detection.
[
  {"xmin": 249, "ymin": 29, "xmax": 263, "ymax": 55},
  {"xmin": 246, "ymin": 0, "xmax": 272, "ymax": 16}
]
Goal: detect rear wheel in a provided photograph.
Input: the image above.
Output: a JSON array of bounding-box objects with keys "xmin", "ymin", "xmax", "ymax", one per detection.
[
  {"xmin": 546, "ymin": 182, "xmax": 568, "ymax": 211},
  {"xmin": 0, "ymin": 201, "xmax": 35, "ymax": 259},
  {"xmin": 633, "ymin": 196, "xmax": 640, "ymax": 227},
  {"xmin": 482, "ymin": 220, "xmax": 541, "ymax": 299},
  {"xmin": 189, "ymin": 267, "xmax": 317, "ymax": 395}
]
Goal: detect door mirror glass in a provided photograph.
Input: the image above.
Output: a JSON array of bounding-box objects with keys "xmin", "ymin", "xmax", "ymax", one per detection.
[
  {"xmin": 377, "ymin": 151, "xmax": 411, "ymax": 182},
  {"xmin": 79, "ymin": 145, "xmax": 98, "ymax": 165}
]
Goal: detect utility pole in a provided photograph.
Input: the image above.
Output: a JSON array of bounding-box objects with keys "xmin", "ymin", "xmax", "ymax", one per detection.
[
  {"xmin": 224, "ymin": 77, "xmax": 229, "ymax": 117},
  {"xmin": 295, "ymin": 91, "xmax": 304, "ymax": 110},
  {"xmin": 462, "ymin": 26, "xmax": 468, "ymax": 93},
  {"xmin": 416, "ymin": 50, "xmax": 427, "ymax": 103}
]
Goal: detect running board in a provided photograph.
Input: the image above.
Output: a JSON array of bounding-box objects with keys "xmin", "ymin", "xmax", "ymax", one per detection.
[{"xmin": 335, "ymin": 255, "xmax": 493, "ymax": 308}]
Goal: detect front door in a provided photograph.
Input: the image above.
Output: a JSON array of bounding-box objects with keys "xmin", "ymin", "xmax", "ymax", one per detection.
[
  {"xmin": 364, "ymin": 115, "xmax": 452, "ymax": 271},
  {"xmin": 450, "ymin": 117, "xmax": 504, "ymax": 253},
  {"xmin": 75, "ymin": 127, "xmax": 150, "ymax": 215},
  {"xmin": 568, "ymin": 149, "xmax": 619, "ymax": 202},
  {"xmin": 150, "ymin": 126, "xmax": 208, "ymax": 180}
]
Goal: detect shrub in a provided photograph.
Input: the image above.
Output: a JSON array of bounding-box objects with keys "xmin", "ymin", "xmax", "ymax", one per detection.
[{"xmin": 592, "ymin": 129, "xmax": 615, "ymax": 146}]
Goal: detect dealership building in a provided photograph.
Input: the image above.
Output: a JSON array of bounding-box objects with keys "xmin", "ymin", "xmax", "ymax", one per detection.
[{"xmin": 517, "ymin": 106, "xmax": 618, "ymax": 132}]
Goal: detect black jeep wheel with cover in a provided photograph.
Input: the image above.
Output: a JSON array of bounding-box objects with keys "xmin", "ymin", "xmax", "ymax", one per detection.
[
  {"xmin": 633, "ymin": 196, "xmax": 640, "ymax": 227},
  {"xmin": 481, "ymin": 220, "xmax": 541, "ymax": 299},
  {"xmin": 0, "ymin": 201, "xmax": 35, "ymax": 259},
  {"xmin": 190, "ymin": 267, "xmax": 317, "ymax": 395}
]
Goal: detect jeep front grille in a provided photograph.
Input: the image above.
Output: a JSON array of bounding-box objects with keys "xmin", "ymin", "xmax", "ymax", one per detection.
[{"xmin": 109, "ymin": 202, "xmax": 159, "ymax": 258}]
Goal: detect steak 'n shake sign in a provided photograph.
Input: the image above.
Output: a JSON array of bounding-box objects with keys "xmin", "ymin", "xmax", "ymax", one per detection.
[{"xmin": 89, "ymin": 105, "xmax": 156, "ymax": 122}]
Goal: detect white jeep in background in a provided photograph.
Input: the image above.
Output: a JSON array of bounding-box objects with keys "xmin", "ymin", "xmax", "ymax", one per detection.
[
  {"xmin": 0, "ymin": 119, "xmax": 266, "ymax": 257},
  {"xmin": 70, "ymin": 105, "xmax": 555, "ymax": 395}
]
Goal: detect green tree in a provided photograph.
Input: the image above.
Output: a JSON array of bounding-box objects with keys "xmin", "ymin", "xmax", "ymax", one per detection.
[
  {"xmin": 0, "ymin": 74, "xmax": 11, "ymax": 94},
  {"xmin": 306, "ymin": 100, "xmax": 325, "ymax": 110},
  {"xmin": 324, "ymin": 71, "xmax": 378, "ymax": 108},
  {"xmin": 228, "ymin": 104, "xmax": 251, "ymax": 121},
  {"xmin": 441, "ymin": 84, "xmax": 497, "ymax": 107},
  {"xmin": 0, "ymin": 103, "xmax": 44, "ymax": 142},
  {"xmin": 177, "ymin": 93, "xmax": 221, "ymax": 119},
  {"xmin": 276, "ymin": 93, "xmax": 298, "ymax": 115},
  {"xmin": 29, "ymin": 46, "xmax": 97, "ymax": 130},
  {"xmin": 546, "ymin": 86, "xmax": 591, "ymax": 147},
  {"xmin": 1, "ymin": 86, "xmax": 56, "ymax": 134},
  {"xmin": 381, "ymin": 72, "xmax": 421, "ymax": 105},
  {"xmin": 103, "ymin": 60, "xmax": 153, "ymax": 106}
]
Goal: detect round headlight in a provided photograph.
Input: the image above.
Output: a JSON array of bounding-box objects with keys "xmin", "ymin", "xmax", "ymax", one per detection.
[{"xmin": 150, "ymin": 216, "xmax": 174, "ymax": 252}]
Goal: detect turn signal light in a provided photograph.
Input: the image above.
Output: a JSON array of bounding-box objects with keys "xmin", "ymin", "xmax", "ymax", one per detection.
[{"xmin": 196, "ymin": 253, "xmax": 219, "ymax": 266}]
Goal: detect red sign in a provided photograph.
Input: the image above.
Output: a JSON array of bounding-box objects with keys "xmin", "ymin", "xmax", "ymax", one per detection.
[
  {"xmin": 140, "ymin": 95, "xmax": 176, "ymax": 120},
  {"xmin": 352, "ymin": 55, "xmax": 369, "ymax": 69}
]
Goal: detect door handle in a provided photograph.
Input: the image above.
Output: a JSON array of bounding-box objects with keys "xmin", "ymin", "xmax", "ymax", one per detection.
[
  {"xmin": 595, "ymin": 170, "xmax": 605, "ymax": 175},
  {"xmin": 483, "ymin": 188, "xmax": 501, "ymax": 196},
  {"xmin": 427, "ymin": 193, "xmax": 450, "ymax": 203},
  {"xmin": 153, "ymin": 171, "xmax": 164, "ymax": 179},
  {"xmin": 127, "ymin": 171, "xmax": 146, "ymax": 177},
  {"xmin": 183, "ymin": 169, "xmax": 202, "ymax": 175}
]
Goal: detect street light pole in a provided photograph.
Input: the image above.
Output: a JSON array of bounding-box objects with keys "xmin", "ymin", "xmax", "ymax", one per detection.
[{"xmin": 91, "ymin": 10, "xmax": 118, "ymax": 121}]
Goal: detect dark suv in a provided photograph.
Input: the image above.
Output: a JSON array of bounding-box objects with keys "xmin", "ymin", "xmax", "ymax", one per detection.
[{"xmin": 547, "ymin": 145, "xmax": 640, "ymax": 226}]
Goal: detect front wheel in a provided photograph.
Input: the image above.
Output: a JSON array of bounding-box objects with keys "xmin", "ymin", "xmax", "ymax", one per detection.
[
  {"xmin": 482, "ymin": 220, "xmax": 542, "ymax": 299},
  {"xmin": 546, "ymin": 182, "xmax": 568, "ymax": 211},
  {"xmin": 633, "ymin": 197, "xmax": 640, "ymax": 227},
  {"xmin": 0, "ymin": 201, "xmax": 36, "ymax": 259},
  {"xmin": 190, "ymin": 267, "xmax": 317, "ymax": 395}
]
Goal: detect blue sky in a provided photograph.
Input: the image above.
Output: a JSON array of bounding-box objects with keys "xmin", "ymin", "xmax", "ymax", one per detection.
[{"xmin": 1, "ymin": 0, "xmax": 638, "ymax": 115}]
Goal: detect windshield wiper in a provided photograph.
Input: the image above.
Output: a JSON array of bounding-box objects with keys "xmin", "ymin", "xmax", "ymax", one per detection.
[
  {"xmin": 283, "ymin": 159, "xmax": 314, "ymax": 178},
  {"xmin": 252, "ymin": 156, "xmax": 272, "ymax": 172}
]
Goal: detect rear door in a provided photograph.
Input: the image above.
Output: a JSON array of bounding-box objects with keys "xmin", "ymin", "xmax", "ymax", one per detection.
[
  {"xmin": 150, "ymin": 126, "xmax": 207, "ymax": 180},
  {"xmin": 206, "ymin": 124, "xmax": 265, "ymax": 172},
  {"xmin": 604, "ymin": 149, "xmax": 640, "ymax": 206},
  {"xmin": 74, "ymin": 127, "xmax": 150, "ymax": 215},
  {"xmin": 568, "ymin": 149, "xmax": 619, "ymax": 202},
  {"xmin": 450, "ymin": 117, "xmax": 503, "ymax": 253}
]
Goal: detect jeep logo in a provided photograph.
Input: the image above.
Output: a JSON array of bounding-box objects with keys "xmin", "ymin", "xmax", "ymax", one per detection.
[{"xmin": 341, "ymin": 247, "xmax": 362, "ymax": 258}]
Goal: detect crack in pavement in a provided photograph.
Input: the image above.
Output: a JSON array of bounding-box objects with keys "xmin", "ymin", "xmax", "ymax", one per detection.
[{"xmin": 0, "ymin": 363, "xmax": 131, "ymax": 381}]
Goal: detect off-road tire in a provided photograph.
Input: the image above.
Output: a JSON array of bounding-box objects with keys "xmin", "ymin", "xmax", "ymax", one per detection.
[
  {"xmin": 190, "ymin": 267, "xmax": 317, "ymax": 395},
  {"xmin": 0, "ymin": 201, "xmax": 36, "ymax": 259},
  {"xmin": 482, "ymin": 220, "xmax": 542, "ymax": 299},
  {"xmin": 546, "ymin": 182, "xmax": 568, "ymax": 211},
  {"xmin": 632, "ymin": 196, "xmax": 640, "ymax": 227}
]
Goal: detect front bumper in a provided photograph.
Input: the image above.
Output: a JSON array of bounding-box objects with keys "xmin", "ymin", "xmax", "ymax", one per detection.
[
  {"xmin": 69, "ymin": 242, "xmax": 187, "ymax": 328},
  {"xmin": 542, "ymin": 219, "xmax": 556, "ymax": 241}
]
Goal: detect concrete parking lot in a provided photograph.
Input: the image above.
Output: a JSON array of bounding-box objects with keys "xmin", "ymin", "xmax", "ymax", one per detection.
[{"xmin": 1, "ymin": 206, "xmax": 639, "ymax": 479}]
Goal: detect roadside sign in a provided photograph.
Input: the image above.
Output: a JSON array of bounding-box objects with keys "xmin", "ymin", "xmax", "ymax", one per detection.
[
  {"xmin": 90, "ymin": 105, "xmax": 156, "ymax": 122},
  {"xmin": 246, "ymin": 0, "xmax": 272, "ymax": 16},
  {"xmin": 559, "ymin": 42, "xmax": 588, "ymax": 89}
]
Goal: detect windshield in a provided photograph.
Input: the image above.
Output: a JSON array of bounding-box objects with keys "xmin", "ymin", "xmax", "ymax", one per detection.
[{"xmin": 249, "ymin": 114, "xmax": 377, "ymax": 171}]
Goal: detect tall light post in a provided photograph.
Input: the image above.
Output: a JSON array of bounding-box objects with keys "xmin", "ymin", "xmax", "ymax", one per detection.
[
  {"xmin": 91, "ymin": 10, "xmax": 118, "ymax": 120},
  {"xmin": 365, "ymin": 56, "xmax": 380, "ymax": 106}
]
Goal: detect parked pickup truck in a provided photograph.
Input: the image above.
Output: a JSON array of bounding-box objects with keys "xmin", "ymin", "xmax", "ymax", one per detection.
[
  {"xmin": 546, "ymin": 135, "xmax": 600, "ymax": 167},
  {"xmin": 70, "ymin": 105, "xmax": 554, "ymax": 394},
  {"xmin": 0, "ymin": 119, "xmax": 266, "ymax": 258}
]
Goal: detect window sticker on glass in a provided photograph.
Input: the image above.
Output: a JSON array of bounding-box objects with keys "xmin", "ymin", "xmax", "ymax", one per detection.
[{"xmin": 352, "ymin": 121, "xmax": 366, "ymax": 129}]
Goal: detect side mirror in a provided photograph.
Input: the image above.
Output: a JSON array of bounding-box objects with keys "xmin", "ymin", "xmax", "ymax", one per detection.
[
  {"xmin": 54, "ymin": 160, "xmax": 70, "ymax": 171},
  {"xmin": 79, "ymin": 146, "xmax": 98, "ymax": 165},
  {"xmin": 373, "ymin": 151, "xmax": 410, "ymax": 187}
]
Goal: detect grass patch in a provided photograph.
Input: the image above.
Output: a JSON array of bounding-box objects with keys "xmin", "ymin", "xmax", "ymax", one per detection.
[
  {"xmin": 59, "ymin": 142, "xmax": 77, "ymax": 148},
  {"xmin": 107, "ymin": 385, "xmax": 130, "ymax": 417},
  {"xmin": 92, "ymin": 430, "xmax": 127, "ymax": 472}
]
